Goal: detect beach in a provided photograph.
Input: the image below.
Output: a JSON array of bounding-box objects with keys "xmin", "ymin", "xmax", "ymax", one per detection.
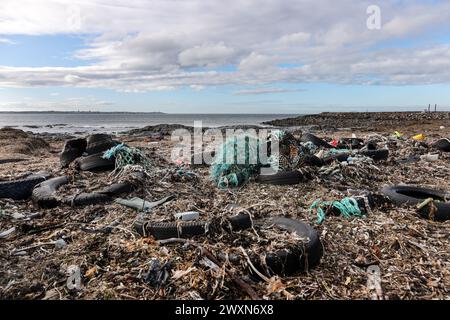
[{"xmin": 1, "ymin": 112, "xmax": 449, "ymax": 300}]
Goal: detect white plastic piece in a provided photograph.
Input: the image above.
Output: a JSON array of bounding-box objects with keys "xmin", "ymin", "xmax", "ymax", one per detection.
[
  {"xmin": 420, "ymin": 154, "xmax": 439, "ymax": 162},
  {"xmin": 174, "ymin": 211, "xmax": 200, "ymax": 221},
  {"xmin": 55, "ymin": 239, "xmax": 67, "ymax": 249}
]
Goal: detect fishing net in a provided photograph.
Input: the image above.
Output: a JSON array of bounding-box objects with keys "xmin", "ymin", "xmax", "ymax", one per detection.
[
  {"xmin": 103, "ymin": 143, "xmax": 152, "ymax": 174},
  {"xmin": 210, "ymin": 134, "xmax": 265, "ymax": 188}
]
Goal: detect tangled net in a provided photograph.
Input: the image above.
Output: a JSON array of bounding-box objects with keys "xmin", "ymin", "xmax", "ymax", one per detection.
[
  {"xmin": 103, "ymin": 143, "xmax": 152, "ymax": 176},
  {"xmin": 210, "ymin": 135, "xmax": 264, "ymax": 188}
]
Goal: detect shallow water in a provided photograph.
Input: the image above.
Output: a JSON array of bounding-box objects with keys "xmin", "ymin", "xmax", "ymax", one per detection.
[{"xmin": 0, "ymin": 112, "xmax": 297, "ymax": 134}]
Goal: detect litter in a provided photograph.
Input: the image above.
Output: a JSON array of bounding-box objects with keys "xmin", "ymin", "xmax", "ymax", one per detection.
[
  {"xmin": 1, "ymin": 112, "xmax": 450, "ymax": 300},
  {"xmin": 143, "ymin": 259, "xmax": 172, "ymax": 288},
  {"xmin": 174, "ymin": 211, "xmax": 200, "ymax": 221},
  {"xmin": 412, "ymin": 133, "xmax": 426, "ymax": 141},
  {"xmin": 54, "ymin": 239, "xmax": 67, "ymax": 250},
  {"xmin": 420, "ymin": 154, "xmax": 439, "ymax": 162},
  {"xmin": 366, "ymin": 265, "xmax": 383, "ymax": 300},
  {"xmin": 309, "ymin": 197, "xmax": 365, "ymax": 224},
  {"xmin": 115, "ymin": 195, "xmax": 175, "ymax": 212},
  {"xmin": 103, "ymin": 143, "xmax": 152, "ymax": 174},
  {"xmin": 0, "ymin": 226, "xmax": 16, "ymax": 239}
]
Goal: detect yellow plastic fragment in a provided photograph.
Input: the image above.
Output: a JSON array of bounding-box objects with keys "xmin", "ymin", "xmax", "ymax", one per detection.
[{"xmin": 412, "ymin": 133, "xmax": 425, "ymax": 141}]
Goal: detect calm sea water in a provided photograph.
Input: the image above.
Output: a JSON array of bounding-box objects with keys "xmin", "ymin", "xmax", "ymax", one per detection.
[{"xmin": 0, "ymin": 112, "xmax": 298, "ymax": 134}]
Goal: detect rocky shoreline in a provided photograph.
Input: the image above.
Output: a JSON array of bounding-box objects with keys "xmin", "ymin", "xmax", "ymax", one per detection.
[{"xmin": 264, "ymin": 111, "xmax": 450, "ymax": 131}]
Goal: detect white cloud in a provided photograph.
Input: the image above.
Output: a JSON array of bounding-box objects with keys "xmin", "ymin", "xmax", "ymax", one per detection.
[
  {"xmin": 0, "ymin": 0, "xmax": 450, "ymax": 92},
  {"xmin": 0, "ymin": 37, "xmax": 16, "ymax": 45},
  {"xmin": 0, "ymin": 96, "xmax": 115, "ymax": 111},
  {"xmin": 279, "ymin": 32, "xmax": 311, "ymax": 45},
  {"xmin": 238, "ymin": 52, "xmax": 276, "ymax": 71},
  {"xmin": 178, "ymin": 42, "xmax": 236, "ymax": 67},
  {"xmin": 190, "ymin": 84, "xmax": 205, "ymax": 91},
  {"xmin": 234, "ymin": 87, "xmax": 304, "ymax": 95}
]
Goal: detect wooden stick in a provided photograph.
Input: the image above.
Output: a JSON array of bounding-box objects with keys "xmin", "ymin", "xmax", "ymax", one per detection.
[{"xmin": 200, "ymin": 247, "xmax": 261, "ymax": 300}]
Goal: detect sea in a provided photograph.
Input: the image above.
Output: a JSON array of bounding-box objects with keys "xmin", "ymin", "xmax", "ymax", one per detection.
[{"xmin": 0, "ymin": 112, "xmax": 298, "ymax": 134}]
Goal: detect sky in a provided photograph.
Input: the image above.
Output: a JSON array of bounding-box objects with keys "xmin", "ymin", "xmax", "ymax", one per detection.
[{"xmin": 1, "ymin": 0, "xmax": 450, "ymax": 113}]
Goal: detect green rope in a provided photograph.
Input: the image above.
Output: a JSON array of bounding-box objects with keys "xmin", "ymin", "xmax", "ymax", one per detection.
[
  {"xmin": 310, "ymin": 197, "xmax": 363, "ymax": 224},
  {"xmin": 103, "ymin": 143, "xmax": 151, "ymax": 172},
  {"xmin": 210, "ymin": 135, "xmax": 262, "ymax": 188},
  {"xmin": 176, "ymin": 166, "xmax": 197, "ymax": 179}
]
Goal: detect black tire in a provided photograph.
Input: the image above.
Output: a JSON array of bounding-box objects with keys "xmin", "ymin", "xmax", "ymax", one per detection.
[
  {"xmin": 97, "ymin": 182, "xmax": 134, "ymax": 195},
  {"xmin": 251, "ymin": 217, "xmax": 323, "ymax": 276},
  {"xmin": 228, "ymin": 213, "xmax": 253, "ymax": 231},
  {"xmin": 257, "ymin": 171, "xmax": 304, "ymax": 185},
  {"xmin": 300, "ymin": 155, "xmax": 325, "ymax": 167},
  {"xmin": 300, "ymin": 133, "xmax": 333, "ymax": 149},
  {"xmin": 0, "ymin": 158, "xmax": 27, "ymax": 165},
  {"xmin": 85, "ymin": 134, "xmax": 119, "ymax": 155},
  {"xmin": 87, "ymin": 134, "xmax": 112, "ymax": 144},
  {"xmin": 32, "ymin": 176, "xmax": 69, "ymax": 208},
  {"xmin": 60, "ymin": 138, "xmax": 87, "ymax": 168},
  {"xmin": 322, "ymin": 152, "xmax": 351, "ymax": 164},
  {"xmin": 366, "ymin": 141, "xmax": 378, "ymax": 151},
  {"xmin": 358, "ymin": 149, "xmax": 389, "ymax": 161},
  {"xmin": 337, "ymin": 138, "xmax": 364, "ymax": 149},
  {"xmin": 381, "ymin": 185, "xmax": 450, "ymax": 221},
  {"xmin": 381, "ymin": 185, "xmax": 447, "ymax": 205},
  {"xmin": 79, "ymin": 153, "xmax": 115, "ymax": 172},
  {"xmin": 69, "ymin": 193, "xmax": 112, "ymax": 207},
  {"xmin": 68, "ymin": 182, "xmax": 133, "ymax": 207},
  {"xmin": 0, "ymin": 172, "xmax": 51, "ymax": 200},
  {"xmin": 433, "ymin": 138, "xmax": 450, "ymax": 152},
  {"xmin": 135, "ymin": 221, "xmax": 209, "ymax": 239}
]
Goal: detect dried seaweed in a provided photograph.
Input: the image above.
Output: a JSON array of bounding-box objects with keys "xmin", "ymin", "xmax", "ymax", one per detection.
[{"xmin": 1, "ymin": 122, "xmax": 449, "ymax": 300}]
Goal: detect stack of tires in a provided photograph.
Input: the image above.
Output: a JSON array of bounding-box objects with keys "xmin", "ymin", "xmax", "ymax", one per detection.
[{"xmin": 60, "ymin": 134, "xmax": 120, "ymax": 171}]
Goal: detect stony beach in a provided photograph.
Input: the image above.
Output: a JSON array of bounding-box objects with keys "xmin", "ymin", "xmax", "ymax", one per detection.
[{"xmin": 0, "ymin": 112, "xmax": 449, "ymax": 300}]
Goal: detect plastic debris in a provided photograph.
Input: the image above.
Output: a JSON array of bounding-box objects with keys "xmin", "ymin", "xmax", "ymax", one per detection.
[
  {"xmin": 366, "ymin": 265, "xmax": 383, "ymax": 300},
  {"xmin": 420, "ymin": 154, "xmax": 439, "ymax": 162},
  {"xmin": 103, "ymin": 143, "xmax": 152, "ymax": 173},
  {"xmin": 0, "ymin": 227, "xmax": 16, "ymax": 239},
  {"xmin": 115, "ymin": 195, "xmax": 175, "ymax": 212},
  {"xmin": 412, "ymin": 133, "xmax": 426, "ymax": 141},
  {"xmin": 54, "ymin": 239, "xmax": 67, "ymax": 250},
  {"xmin": 143, "ymin": 259, "xmax": 172, "ymax": 288},
  {"xmin": 309, "ymin": 197, "xmax": 365, "ymax": 224},
  {"xmin": 210, "ymin": 134, "xmax": 263, "ymax": 188},
  {"xmin": 174, "ymin": 211, "xmax": 200, "ymax": 221}
]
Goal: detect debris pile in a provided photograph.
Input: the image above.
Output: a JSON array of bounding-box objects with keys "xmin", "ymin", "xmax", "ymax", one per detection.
[{"xmin": 1, "ymin": 121, "xmax": 449, "ymax": 300}]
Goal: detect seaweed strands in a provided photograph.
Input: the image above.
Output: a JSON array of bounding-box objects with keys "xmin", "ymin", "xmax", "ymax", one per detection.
[{"xmin": 318, "ymin": 156, "xmax": 381, "ymax": 183}]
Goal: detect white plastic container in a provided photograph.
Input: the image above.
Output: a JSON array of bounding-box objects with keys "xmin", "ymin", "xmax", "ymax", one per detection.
[
  {"xmin": 174, "ymin": 211, "xmax": 200, "ymax": 221},
  {"xmin": 420, "ymin": 154, "xmax": 439, "ymax": 162}
]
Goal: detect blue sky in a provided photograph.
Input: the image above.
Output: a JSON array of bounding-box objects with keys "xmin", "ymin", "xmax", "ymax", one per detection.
[{"xmin": 1, "ymin": 0, "xmax": 450, "ymax": 113}]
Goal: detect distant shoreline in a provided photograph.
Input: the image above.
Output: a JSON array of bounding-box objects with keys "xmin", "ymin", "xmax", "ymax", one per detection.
[
  {"xmin": 264, "ymin": 111, "xmax": 450, "ymax": 130},
  {"xmin": 0, "ymin": 111, "xmax": 167, "ymax": 114},
  {"xmin": 0, "ymin": 111, "xmax": 302, "ymax": 115}
]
